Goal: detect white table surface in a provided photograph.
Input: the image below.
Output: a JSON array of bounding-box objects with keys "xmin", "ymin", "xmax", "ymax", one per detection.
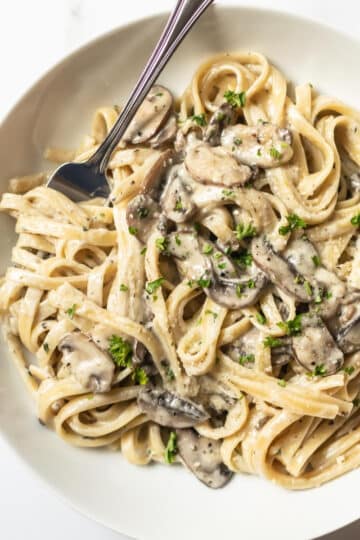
[{"xmin": 1, "ymin": 1, "xmax": 360, "ymax": 539}]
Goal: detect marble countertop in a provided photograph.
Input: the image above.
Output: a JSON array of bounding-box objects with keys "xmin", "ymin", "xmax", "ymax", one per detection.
[{"xmin": 1, "ymin": 1, "xmax": 360, "ymax": 539}]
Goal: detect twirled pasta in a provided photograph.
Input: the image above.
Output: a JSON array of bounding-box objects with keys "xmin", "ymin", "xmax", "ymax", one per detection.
[{"xmin": 1, "ymin": 52, "xmax": 360, "ymax": 490}]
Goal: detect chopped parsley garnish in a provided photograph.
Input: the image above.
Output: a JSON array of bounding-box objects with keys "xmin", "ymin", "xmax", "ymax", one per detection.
[
  {"xmin": 235, "ymin": 222, "xmax": 257, "ymax": 241},
  {"xmin": 224, "ymin": 90, "xmax": 246, "ymax": 108},
  {"xmin": 156, "ymin": 92, "xmax": 164, "ymax": 97},
  {"xmin": 128, "ymin": 226, "xmax": 138, "ymax": 235},
  {"xmin": 119, "ymin": 283, "xmax": 129, "ymax": 292},
  {"xmin": 350, "ymin": 213, "xmax": 360, "ymax": 226},
  {"xmin": 136, "ymin": 207, "xmax": 149, "ymax": 219},
  {"xmin": 218, "ymin": 262, "xmax": 226, "ymax": 270},
  {"xmin": 165, "ymin": 366, "xmax": 175, "ymax": 381},
  {"xmin": 197, "ymin": 276, "xmax": 212, "ymax": 288},
  {"xmin": 145, "ymin": 277, "xmax": 165, "ymax": 295},
  {"xmin": 269, "ymin": 147, "xmax": 282, "ymax": 160},
  {"xmin": 164, "ymin": 432, "xmax": 178, "ymax": 464},
  {"xmin": 66, "ymin": 304, "xmax": 77, "ymax": 319},
  {"xmin": 312, "ymin": 255, "xmax": 321, "ymax": 267},
  {"xmin": 279, "ymin": 214, "xmax": 308, "ymax": 236},
  {"xmin": 234, "ymin": 138, "xmax": 242, "ymax": 145},
  {"xmin": 108, "ymin": 335, "xmax": 132, "ymax": 368},
  {"xmin": 309, "ymin": 364, "xmax": 328, "ymax": 377},
  {"xmin": 222, "ymin": 189, "xmax": 235, "ymax": 198},
  {"xmin": 277, "ymin": 314, "xmax": 302, "ymax": 336},
  {"xmin": 247, "ymin": 279, "xmax": 255, "ymax": 289},
  {"xmin": 236, "ymin": 283, "xmax": 244, "ymax": 297},
  {"xmin": 205, "ymin": 310, "xmax": 218, "ymax": 321},
  {"xmin": 263, "ymin": 336, "xmax": 282, "ymax": 348},
  {"xmin": 304, "ymin": 281, "xmax": 313, "ymax": 297},
  {"xmin": 132, "ymin": 367, "xmax": 149, "ymax": 385},
  {"xmin": 43, "ymin": 342, "xmax": 49, "ymax": 353},
  {"xmin": 278, "ymin": 379, "xmax": 287, "ymax": 387},
  {"xmin": 193, "ymin": 222, "xmax": 201, "ymax": 233},
  {"xmin": 175, "ymin": 234, "xmax": 181, "ymax": 246},
  {"xmin": 343, "ymin": 366, "xmax": 355, "ymax": 376},
  {"xmin": 155, "ymin": 237, "xmax": 168, "ymax": 252},
  {"xmin": 174, "ymin": 199, "xmax": 183, "ymax": 211},
  {"xmin": 187, "ymin": 280, "xmax": 194, "ymax": 288},
  {"xmin": 191, "ymin": 113, "xmax": 207, "ymax": 126},
  {"xmin": 239, "ymin": 353, "xmax": 255, "ymax": 366},
  {"xmin": 233, "ymin": 250, "xmax": 253, "ymax": 267},
  {"xmin": 140, "ymin": 247, "xmax": 147, "ymax": 255},
  {"xmin": 202, "ymin": 243, "xmax": 213, "ymax": 255},
  {"xmin": 256, "ymin": 312, "xmax": 266, "ymax": 325}
]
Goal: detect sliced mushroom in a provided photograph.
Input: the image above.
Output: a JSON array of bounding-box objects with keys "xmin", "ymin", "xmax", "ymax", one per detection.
[
  {"xmin": 292, "ymin": 314, "xmax": 344, "ymax": 375},
  {"xmin": 167, "ymin": 232, "xmax": 267, "ymax": 309},
  {"xmin": 126, "ymin": 194, "xmax": 160, "ymax": 243},
  {"xmin": 332, "ymin": 294, "xmax": 360, "ymax": 353},
  {"xmin": 251, "ymin": 236, "xmax": 311, "ymax": 302},
  {"xmin": 142, "ymin": 149, "xmax": 173, "ymax": 196},
  {"xmin": 271, "ymin": 337, "xmax": 294, "ymax": 367},
  {"xmin": 137, "ymin": 387, "xmax": 208, "ymax": 428},
  {"xmin": 207, "ymin": 255, "xmax": 267, "ymax": 310},
  {"xmin": 160, "ymin": 165, "xmax": 196, "ymax": 223},
  {"xmin": 176, "ymin": 428, "xmax": 233, "ymax": 488},
  {"xmin": 58, "ymin": 332, "xmax": 115, "ymax": 392},
  {"xmin": 149, "ymin": 114, "xmax": 177, "ymax": 148},
  {"xmin": 204, "ymin": 103, "xmax": 237, "ymax": 146},
  {"xmin": 185, "ymin": 143, "xmax": 253, "ymax": 187},
  {"xmin": 226, "ymin": 326, "xmax": 262, "ymax": 364},
  {"xmin": 167, "ymin": 231, "xmax": 211, "ymax": 281},
  {"xmin": 283, "ymin": 237, "xmax": 346, "ymax": 318},
  {"xmin": 221, "ymin": 122, "xmax": 293, "ymax": 168},
  {"xmin": 123, "ymin": 85, "xmax": 173, "ymax": 144},
  {"xmin": 340, "ymin": 149, "xmax": 360, "ymax": 195}
]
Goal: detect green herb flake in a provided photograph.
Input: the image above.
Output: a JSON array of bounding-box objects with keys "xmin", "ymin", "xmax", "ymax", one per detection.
[
  {"xmin": 277, "ymin": 314, "xmax": 302, "ymax": 336},
  {"xmin": 120, "ymin": 283, "xmax": 129, "ymax": 292},
  {"xmin": 279, "ymin": 214, "xmax": 308, "ymax": 236},
  {"xmin": 224, "ymin": 90, "xmax": 247, "ymax": 108},
  {"xmin": 218, "ymin": 262, "xmax": 227, "ymax": 270},
  {"xmin": 197, "ymin": 276, "xmax": 212, "ymax": 288},
  {"xmin": 350, "ymin": 213, "xmax": 360, "ymax": 226},
  {"xmin": 222, "ymin": 189, "xmax": 235, "ymax": 198},
  {"xmin": 174, "ymin": 199, "xmax": 183, "ymax": 211},
  {"xmin": 187, "ymin": 280, "xmax": 194, "ymax": 288},
  {"xmin": 43, "ymin": 342, "xmax": 49, "ymax": 353},
  {"xmin": 312, "ymin": 255, "xmax": 321, "ymax": 267},
  {"xmin": 269, "ymin": 147, "xmax": 282, "ymax": 160},
  {"xmin": 234, "ymin": 138, "xmax": 242, "ymax": 145},
  {"xmin": 247, "ymin": 279, "xmax": 256, "ymax": 289},
  {"xmin": 136, "ymin": 207, "xmax": 149, "ymax": 219},
  {"xmin": 257, "ymin": 148, "xmax": 262, "ymax": 157},
  {"xmin": 140, "ymin": 247, "xmax": 147, "ymax": 255},
  {"xmin": 278, "ymin": 379, "xmax": 287, "ymax": 387},
  {"xmin": 108, "ymin": 335, "xmax": 132, "ymax": 368},
  {"xmin": 235, "ymin": 222, "xmax": 257, "ymax": 241},
  {"xmin": 132, "ymin": 367, "xmax": 149, "ymax": 385},
  {"xmin": 175, "ymin": 234, "xmax": 181, "ymax": 246},
  {"xmin": 309, "ymin": 364, "xmax": 328, "ymax": 377},
  {"xmin": 256, "ymin": 312, "xmax": 266, "ymax": 325},
  {"xmin": 236, "ymin": 283, "xmax": 244, "ymax": 297},
  {"xmin": 233, "ymin": 250, "xmax": 253, "ymax": 267},
  {"xmin": 343, "ymin": 366, "xmax": 355, "ymax": 376},
  {"xmin": 155, "ymin": 237, "xmax": 168, "ymax": 252},
  {"xmin": 205, "ymin": 309, "xmax": 218, "ymax": 321},
  {"xmin": 191, "ymin": 113, "xmax": 207, "ymax": 126},
  {"xmin": 202, "ymin": 243, "xmax": 213, "ymax": 255},
  {"xmin": 66, "ymin": 304, "xmax": 77, "ymax": 319},
  {"xmin": 325, "ymin": 291, "xmax": 333, "ymax": 299},
  {"xmin": 165, "ymin": 366, "xmax": 175, "ymax": 381},
  {"xmin": 239, "ymin": 353, "xmax": 255, "ymax": 366},
  {"xmin": 353, "ymin": 398, "xmax": 360, "ymax": 407},
  {"xmin": 128, "ymin": 226, "xmax": 138, "ymax": 236},
  {"xmin": 145, "ymin": 277, "xmax": 165, "ymax": 295},
  {"xmin": 164, "ymin": 432, "xmax": 178, "ymax": 464},
  {"xmin": 304, "ymin": 281, "xmax": 313, "ymax": 297},
  {"xmin": 263, "ymin": 336, "xmax": 282, "ymax": 348}
]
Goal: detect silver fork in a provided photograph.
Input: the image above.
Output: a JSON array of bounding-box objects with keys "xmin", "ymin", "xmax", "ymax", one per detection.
[{"xmin": 47, "ymin": 0, "xmax": 214, "ymax": 202}]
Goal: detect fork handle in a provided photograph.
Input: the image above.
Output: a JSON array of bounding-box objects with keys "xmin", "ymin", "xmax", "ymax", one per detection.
[{"xmin": 87, "ymin": 0, "xmax": 214, "ymax": 173}]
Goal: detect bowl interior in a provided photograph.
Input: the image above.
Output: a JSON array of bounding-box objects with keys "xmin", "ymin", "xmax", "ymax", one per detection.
[{"xmin": 0, "ymin": 6, "xmax": 359, "ymax": 540}]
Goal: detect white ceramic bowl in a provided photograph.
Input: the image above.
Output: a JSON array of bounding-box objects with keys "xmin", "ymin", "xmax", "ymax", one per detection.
[{"xmin": 1, "ymin": 6, "xmax": 360, "ymax": 540}]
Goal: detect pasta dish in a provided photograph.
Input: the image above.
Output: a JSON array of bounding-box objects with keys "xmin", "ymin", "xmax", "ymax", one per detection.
[{"xmin": 2, "ymin": 52, "xmax": 360, "ymax": 489}]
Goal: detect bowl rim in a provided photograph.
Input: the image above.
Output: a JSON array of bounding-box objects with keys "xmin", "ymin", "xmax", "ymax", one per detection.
[{"xmin": 1, "ymin": 4, "xmax": 360, "ymax": 539}]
